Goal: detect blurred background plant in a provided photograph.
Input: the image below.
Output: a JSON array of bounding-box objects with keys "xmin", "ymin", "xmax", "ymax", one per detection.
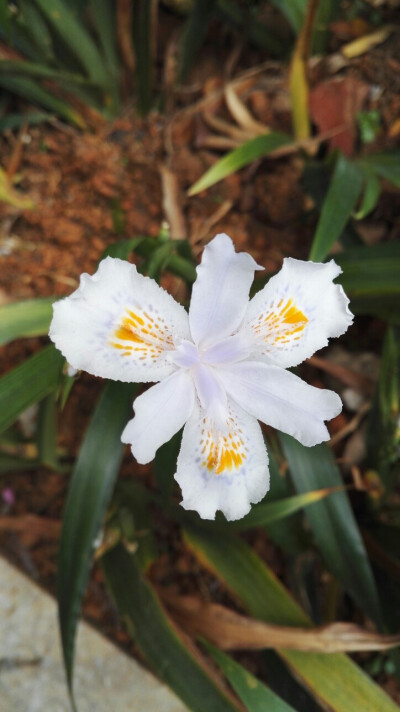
[{"xmin": 1, "ymin": 0, "xmax": 400, "ymax": 711}]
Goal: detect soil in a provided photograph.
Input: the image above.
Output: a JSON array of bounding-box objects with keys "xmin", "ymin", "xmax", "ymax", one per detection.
[{"xmin": 0, "ymin": 17, "xmax": 400, "ymax": 707}]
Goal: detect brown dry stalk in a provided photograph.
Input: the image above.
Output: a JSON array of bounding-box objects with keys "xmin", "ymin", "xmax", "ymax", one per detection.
[
  {"xmin": 161, "ymin": 592, "xmax": 400, "ymax": 653},
  {"xmin": 307, "ymin": 355, "xmax": 375, "ymax": 396},
  {"xmin": 160, "ymin": 164, "xmax": 187, "ymax": 240},
  {"xmin": 116, "ymin": 0, "xmax": 136, "ymax": 72},
  {"xmin": 224, "ymin": 84, "xmax": 270, "ymax": 136}
]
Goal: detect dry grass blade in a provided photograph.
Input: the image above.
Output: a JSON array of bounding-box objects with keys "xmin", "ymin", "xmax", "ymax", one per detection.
[
  {"xmin": 329, "ymin": 401, "xmax": 370, "ymax": 447},
  {"xmin": 160, "ymin": 164, "xmax": 187, "ymax": 240},
  {"xmin": 341, "ymin": 25, "xmax": 395, "ymax": 59},
  {"xmin": 289, "ymin": 0, "xmax": 320, "ymax": 140},
  {"xmin": 191, "ymin": 200, "xmax": 234, "ymax": 251},
  {"xmin": 196, "ymin": 136, "xmax": 241, "ymax": 150},
  {"xmin": 224, "ymin": 84, "xmax": 269, "ymax": 136},
  {"xmin": 116, "ymin": 0, "xmax": 136, "ymax": 72},
  {"xmin": 307, "ymin": 355, "xmax": 375, "ymax": 395},
  {"xmin": 202, "ymin": 112, "xmax": 255, "ymax": 142},
  {"xmin": 162, "ymin": 593, "xmax": 400, "ymax": 653}
]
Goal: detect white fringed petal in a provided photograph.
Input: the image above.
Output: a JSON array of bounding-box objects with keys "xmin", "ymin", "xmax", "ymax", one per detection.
[
  {"xmin": 189, "ymin": 233, "xmax": 262, "ymax": 349},
  {"xmin": 175, "ymin": 399, "xmax": 269, "ymax": 521},
  {"xmin": 219, "ymin": 361, "xmax": 342, "ymax": 447},
  {"xmin": 121, "ymin": 370, "xmax": 195, "ymax": 464},
  {"xmin": 244, "ymin": 258, "xmax": 353, "ymax": 368},
  {"xmin": 49, "ymin": 257, "xmax": 190, "ymax": 384}
]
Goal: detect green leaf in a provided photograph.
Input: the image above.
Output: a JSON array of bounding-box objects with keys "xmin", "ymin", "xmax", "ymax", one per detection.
[
  {"xmin": 57, "ymin": 380, "xmax": 136, "ymax": 695},
  {"xmin": 115, "ymin": 480, "xmax": 157, "ymax": 572},
  {"xmin": 366, "ymin": 326, "xmax": 400, "ymax": 494},
  {"xmin": 0, "ymin": 297, "xmax": 54, "ymax": 346},
  {"xmin": 0, "ymin": 75, "xmax": 86, "ymax": 127},
  {"xmin": 0, "ymin": 111, "xmax": 50, "ymax": 131},
  {"xmin": 153, "ymin": 430, "xmax": 182, "ymax": 499},
  {"xmin": 230, "ymin": 487, "xmax": 341, "ymax": 531},
  {"xmin": 0, "ymin": 345, "xmax": 63, "ymax": 434},
  {"xmin": 37, "ymin": 392, "xmax": 58, "ymax": 468},
  {"xmin": 146, "ymin": 242, "xmax": 173, "ymax": 280},
  {"xmin": 101, "ymin": 544, "xmax": 241, "ymax": 712},
  {"xmin": 88, "ymin": 0, "xmax": 119, "ymax": 113},
  {"xmin": 0, "ymin": 59, "xmax": 96, "ymax": 85},
  {"xmin": 166, "ymin": 253, "xmax": 197, "ymax": 284},
  {"xmin": 0, "ymin": 453, "xmax": 39, "ymax": 472},
  {"xmin": 31, "ymin": 0, "xmax": 107, "ymax": 86},
  {"xmin": 335, "ymin": 243, "xmax": 400, "ymax": 323},
  {"xmin": 188, "ymin": 133, "xmax": 291, "ymax": 196},
  {"xmin": 18, "ymin": 0, "xmax": 55, "ymax": 61},
  {"xmin": 132, "ymin": 0, "xmax": 153, "ymax": 115},
  {"xmin": 279, "ymin": 434, "xmax": 382, "ymax": 626},
  {"xmin": 205, "ymin": 643, "xmax": 297, "ymax": 712},
  {"xmin": 179, "ymin": 0, "xmax": 217, "ymax": 81},
  {"xmin": 184, "ymin": 527, "xmax": 399, "ymax": 712},
  {"xmin": 0, "ymin": 0, "xmax": 11, "ymax": 37},
  {"xmin": 309, "ymin": 153, "xmax": 364, "ymax": 262},
  {"xmin": 269, "ymin": 0, "xmax": 305, "ymax": 33},
  {"xmin": 100, "ymin": 237, "xmax": 145, "ymax": 261},
  {"xmin": 357, "ymin": 152, "xmax": 400, "ymax": 187},
  {"xmin": 353, "ymin": 170, "xmax": 381, "ymax": 219},
  {"xmin": 216, "ymin": 0, "xmax": 284, "ymax": 55}
]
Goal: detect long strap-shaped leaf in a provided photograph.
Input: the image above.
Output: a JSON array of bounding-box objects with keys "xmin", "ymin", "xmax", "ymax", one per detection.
[
  {"xmin": 31, "ymin": 0, "xmax": 107, "ymax": 86},
  {"xmin": 188, "ymin": 133, "xmax": 291, "ymax": 196},
  {"xmin": 184, "ymin": 527, "xmax": 399, "ymax": 712},
  {"xmin": 0, "ymin": 344, "xmax": 63, "ymax": 433},
  {"xmin": 0, "ymin": 75, "xmax": 85, "ymax": 127},
  {"xmin": 102, "ymin": 543, "xmax": 242, "ymax": 712},
  {"xmin": 335, "ymin": 243, "xmax": 400, "ymax": 324},
  {"xmin": 0, "ymin": 297, "xmax": 54, "ymax": 346},
  {"xmin": 309, "ymin": 153, "xmax": 364, "ymax": 262},
  {"xmin": 205, "ymin": 642, "xmax": 298, "ymax": 712},
  {"xmin": 57, "ymin": 381, "xmax": 136, "ymax": 698},
  {"xmin": 279, "ymin": 434, "xmax": 383, "ymax": 627}
]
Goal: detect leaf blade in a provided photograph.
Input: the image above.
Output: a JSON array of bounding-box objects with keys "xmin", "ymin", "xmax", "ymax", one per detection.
[
  {"xmin": 184, "ymin": 527, "xmax": 398, "ymax": 712},
  {"xmin": 101, "ymin": 544, "xmax": 241, "ymax": 712},
  {"xmin": 205, "ymin": 643, "xmax": 297, "ymax": 712},
  {"xmin": 188, "ymin": 133, "xmax": 291, "ymax": 196},
  {"xmin": 0, "ymin": 345, "xmax": 63, "ymax": 434},
  {"xmin": 57, "ymin": 380, "xmax": 136, "ymax": 692},
  {"xmin": 0, "ymin": 297, "xmax": 54, "ymax": 346},
  {"xmin": 309, "ymin": 154, "xmax": 364, "ymax": 262},
  {"xmin": 279, "ymin": 435, "xmax": 382, "ymax": 626}
]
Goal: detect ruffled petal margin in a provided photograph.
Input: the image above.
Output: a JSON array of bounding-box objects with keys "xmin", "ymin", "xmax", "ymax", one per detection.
[
  {"xmin": 243, "ymin": 258, "xmax": 353, "ymax": 369},
  {"xmin": 50, "ymin": 257, "xmax": 190, "ymax": 384},
  {"xmin": 175, "ymin": 398, "xmax": 269, "ymax": 521}
]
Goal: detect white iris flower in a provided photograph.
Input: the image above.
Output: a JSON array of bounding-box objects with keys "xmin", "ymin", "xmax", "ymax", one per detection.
[{"xmin": 50, "ymin": 234, "xmax": 353, "ymax": 521}]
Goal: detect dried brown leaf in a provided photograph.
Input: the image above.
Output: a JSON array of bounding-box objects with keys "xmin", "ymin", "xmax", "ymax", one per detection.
[
  {"xmin": 162, "ymin": 593, "xmax": 400, "ymax": 653},
  {"xmin": 224, "ymin": 84, "xmax": 269, "ymax": 136}
]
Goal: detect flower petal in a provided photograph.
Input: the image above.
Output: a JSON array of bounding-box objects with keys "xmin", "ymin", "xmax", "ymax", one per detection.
[
  {"xmin": 219, "ymin": 361, "xmax": 342, "ymax": 447},
  {"xmin": 49, "ymin": 257, "xmax": 190, "ymax": 383},
  {"xmin": 244, "ymin": 258, "xmax": 353, "ymax": 368},
  {"xmin": 189, "ymin": 234, "xmax": 262, "ymax": 349},
  {"xmin": 121, "ymin": 370, "xmax": 195, "ymax": 464},
  {"xmin": 175, "ymin": 399, "xmax": 269, "ymax": 521}
]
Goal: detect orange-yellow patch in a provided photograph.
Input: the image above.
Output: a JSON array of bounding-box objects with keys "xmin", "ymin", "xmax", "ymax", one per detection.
[
  {"xmin": 109, "ymin": 309, "xmax": 173, "ymax": 360},
  {"xmin": 201, "ymin": 421, "xmax": 246, "ymax": 475},
  {"xmin": 252, "ymin": 298, "xmax": 308, "ymax": 346}
]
